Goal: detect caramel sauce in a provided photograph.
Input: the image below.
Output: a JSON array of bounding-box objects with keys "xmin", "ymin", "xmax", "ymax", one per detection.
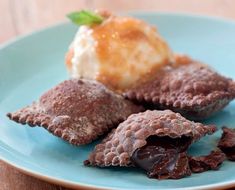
[
  {"xmin": 92, "ymin": 17, "xmax": 172, "ymax": 91},
  {"xmin": 173, "ymin": 54, "xmax": 207, "ymax": 69},
  {"xmin": 174, "ymin": 54, "xmax": 192, "ymax": 67},
  {"xmin": 65, "ymin": 48, "xmax": 74, "ymax": 71}
]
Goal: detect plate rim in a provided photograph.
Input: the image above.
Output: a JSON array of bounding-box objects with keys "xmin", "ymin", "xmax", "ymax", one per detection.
[
  {"xmin": 1, "ymin": 140, "xmax": 235, "ymax": 190},
  {"xmin": 1, "ymin": 154, "xmax": 235, "ymax": 190},
  {"xmin": 1, "ymin": 12, "xmax": 235, "ymax": 190}
]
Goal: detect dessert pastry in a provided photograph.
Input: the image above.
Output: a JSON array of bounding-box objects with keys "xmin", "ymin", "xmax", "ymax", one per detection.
[
  {"xmin": 66, "ymin": 11, "xmax": 173, "ymax": 91},
  {"xmin": 188, "ymin": 150, "xmax": 225, "ymax": 173},
  {"xmin": 7, "ymin": 79, "xmax": 143, "ymax": 145},
  {"xmin": 218, "ymin": 127, "xmax": 235, "ymax": 161},
  {"xmin": 84, "ymin": 110, "xmax": 216, "ymax": 179},
  {"xmin": 125, "ymin": 55, "xmax": 235, "ymax": 120}
]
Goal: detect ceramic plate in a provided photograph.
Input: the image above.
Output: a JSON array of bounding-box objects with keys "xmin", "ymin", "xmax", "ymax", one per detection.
[{"xmin": 0, "ymin": 13, "xmax": 235, "ymax": 190}]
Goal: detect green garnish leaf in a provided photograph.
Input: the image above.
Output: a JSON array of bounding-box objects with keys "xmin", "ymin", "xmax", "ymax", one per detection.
[{"xmin": 67, "ymin": 10, "xmax": 104, "ymax": 26}]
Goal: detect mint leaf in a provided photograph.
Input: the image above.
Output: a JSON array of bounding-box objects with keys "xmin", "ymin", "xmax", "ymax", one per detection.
[{"xmin": 67, "ymin": 10, "xmax": 104, "ymax": 26}]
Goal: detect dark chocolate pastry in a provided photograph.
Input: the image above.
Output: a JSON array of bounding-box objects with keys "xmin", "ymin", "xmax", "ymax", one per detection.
[
  {"xmin": 218, "ymin": 127, "xmax": 235, "ymax": 160},
  {"xmin": 84, "ymin": 110, "xmax": 216, "ymax": 179},
  {"xmin": 188, "ymin": 150, "xmax": 225, "ymax": 173},
  {"xmin": 124, "ymin": 55, "xmax": 235, "ymax": 120},
  {"xmin": 7, "ymin": 79, "xmax": 143, "ymax": 145}
]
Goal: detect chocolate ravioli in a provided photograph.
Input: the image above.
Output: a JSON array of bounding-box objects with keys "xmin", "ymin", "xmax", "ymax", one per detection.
[
  {"xmin": 218, "ymin": 127, "xmax": 235, "ymax": 160},
  {"xmin": 84, "ymin": 110, "xmax": 216, "ymax": 179},
  {"xmin": 7, "ymin": 79, "xmax": 143, "ymax": 145},
  {"xmin": 124, "ymin": 55, "xmax": 235, "ymax": 120}
]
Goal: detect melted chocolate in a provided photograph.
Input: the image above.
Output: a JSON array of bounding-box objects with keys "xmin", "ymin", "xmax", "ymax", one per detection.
[{"xmin": 131, "ymin": 136, "xmax": 192, "ymax": 179}]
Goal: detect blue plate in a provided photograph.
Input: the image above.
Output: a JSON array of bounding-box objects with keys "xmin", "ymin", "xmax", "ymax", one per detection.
[{"xmin": 0, "ymin": 13, "xmax": 235, "ymax": 190}]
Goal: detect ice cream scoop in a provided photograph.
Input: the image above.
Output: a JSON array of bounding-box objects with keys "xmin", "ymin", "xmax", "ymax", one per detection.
[{"xmin": 66, "ymin": 11, "xmax": 173, "ymax": 91}]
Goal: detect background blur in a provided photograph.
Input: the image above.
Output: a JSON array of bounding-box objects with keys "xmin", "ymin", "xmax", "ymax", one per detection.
[{"xmin": 1, "ymin": 0, "xmax": 235, "ymax": 43}]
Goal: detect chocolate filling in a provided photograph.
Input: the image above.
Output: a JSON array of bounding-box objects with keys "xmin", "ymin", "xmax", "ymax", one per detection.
[
  {"xmin": 219, "ymin": 147, "xmax": 235, "ymax": 161},
  {"xmin": 131, "ymin": 136, "xmax": 192, "ymax": 179}
]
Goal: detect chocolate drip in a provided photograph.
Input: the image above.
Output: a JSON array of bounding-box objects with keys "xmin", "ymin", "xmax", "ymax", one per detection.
[{"xmin": 131, "ymin": 136, "xmax": 192, "ymax": 179}]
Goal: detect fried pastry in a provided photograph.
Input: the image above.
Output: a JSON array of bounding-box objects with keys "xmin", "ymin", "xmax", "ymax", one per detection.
[
  {"xmin": 124, "ymin": 55, "xmax": 235, "ymax": 120},
  {"xmin": 188, "ymin": 150, "xmax": 225, "ymax": 173},
  {"xmin": 84, "ymin": 110, "xmax": 216, "ymax": 179},
  {"xmin": 218, "ymin": 127, "xmax": 235, "ymax": 161},
  {"xmin": 7, "ymin": 79, "xmax": 143, "ymax": 145}
]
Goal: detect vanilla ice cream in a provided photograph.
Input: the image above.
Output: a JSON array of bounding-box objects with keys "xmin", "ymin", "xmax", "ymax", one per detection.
[{"xmin": 66, "ymin": 15, "xmax": 174, "ymax": 91}]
